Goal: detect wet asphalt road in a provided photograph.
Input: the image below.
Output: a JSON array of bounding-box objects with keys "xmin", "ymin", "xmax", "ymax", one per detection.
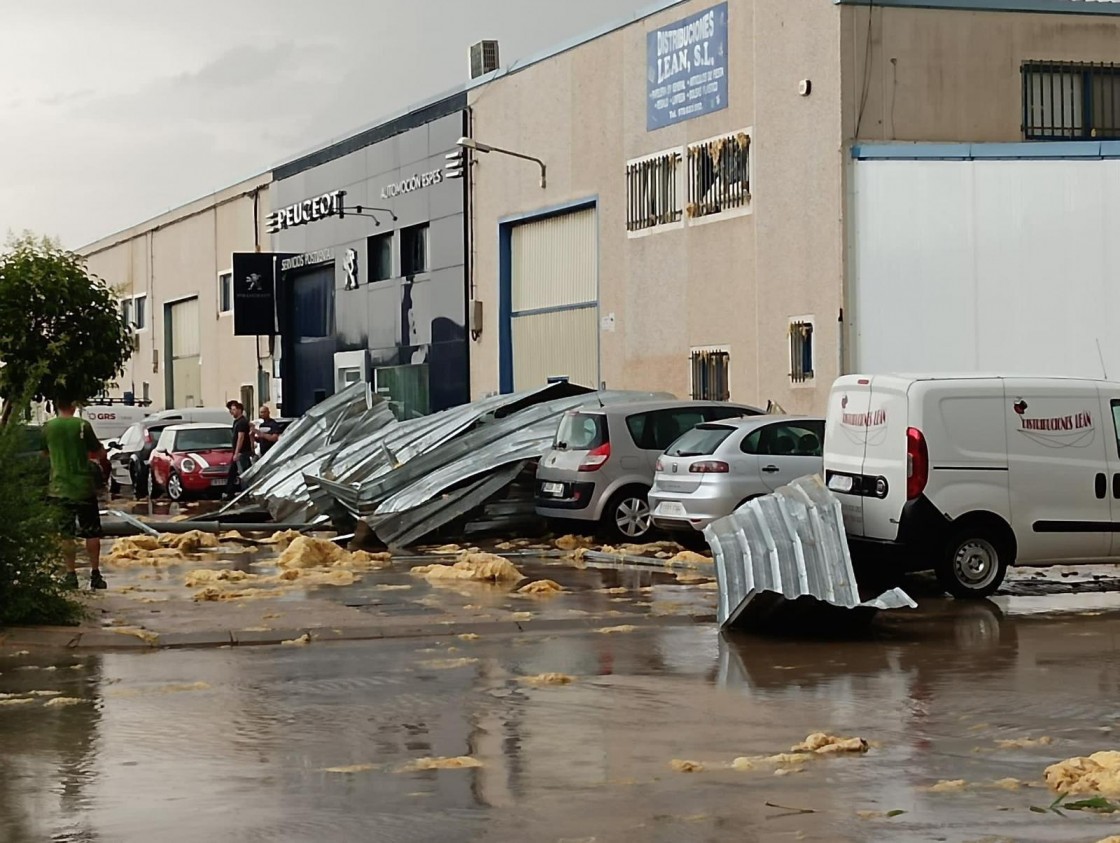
[{"xmin": 4, "ymin": 597, "xmax": 1120, "ymax": 843}]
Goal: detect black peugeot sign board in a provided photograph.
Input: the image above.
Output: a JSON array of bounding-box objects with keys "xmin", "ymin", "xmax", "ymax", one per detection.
[{"xmin": 232, "ymin": 252, "xmax": 278, "ymax": 336}]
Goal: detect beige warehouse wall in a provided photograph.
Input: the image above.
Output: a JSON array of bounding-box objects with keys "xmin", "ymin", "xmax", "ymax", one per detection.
[
  {"xmin": 469, "ymin": 0, "xmax": 843, "ymax": 413},
  {"xmin": 841, "ymin": 5, "xmax": 1120, "ymax": 143},
  {"xmin": 81, "ymin": 177, "xmax": 271, "ymax": 411}
]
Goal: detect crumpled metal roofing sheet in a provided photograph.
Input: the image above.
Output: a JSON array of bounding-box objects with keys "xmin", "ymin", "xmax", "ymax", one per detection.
[{"xmin": 704, "ymin": 475, "xmax": 915, "ymax": 631}]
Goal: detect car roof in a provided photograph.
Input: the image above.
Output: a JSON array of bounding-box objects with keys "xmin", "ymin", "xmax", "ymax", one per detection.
[
  {"xmin": 697, "ymin": 414, "xmax": 825, "ymax": 430},
  {"xmin": 161, "ymin": 423, "xmax": 230, "ymax": 433},
  {"xmin": 572, "ymin": 400, "xmax": 763, "ymax": 417}
]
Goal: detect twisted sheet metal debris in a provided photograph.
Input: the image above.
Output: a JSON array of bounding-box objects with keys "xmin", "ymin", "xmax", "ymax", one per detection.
[
  {"xmin": 704, "ymin": 475, "xmax": 915, "ymax": 632},
  {"xmin": 218, "ymin": 381, "xmax": 669, "ymax": 547}
]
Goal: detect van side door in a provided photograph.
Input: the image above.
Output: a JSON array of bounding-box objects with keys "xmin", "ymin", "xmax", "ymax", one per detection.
[
  {"xmin": 1005, "ymin": 384, "xmax": 1109, "ymax": 563},
  {"xmin": 1097, "ymin": 388, "xmax": 1120, "ymax": 558}
]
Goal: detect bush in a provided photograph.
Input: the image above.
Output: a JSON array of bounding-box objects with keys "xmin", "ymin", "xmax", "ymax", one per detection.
[{"xmin": 0, "ymin": 417, "xmax": 85, "ymax": 626}]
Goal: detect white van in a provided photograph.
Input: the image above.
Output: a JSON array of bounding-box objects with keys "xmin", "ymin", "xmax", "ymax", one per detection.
[
  {"xmin": 80, "ymin": 404, "xmax": 150, "ymax": 442},
  {"xmin": 824, "ymin": 374, "xmax": 1120, "ymax": 598}
]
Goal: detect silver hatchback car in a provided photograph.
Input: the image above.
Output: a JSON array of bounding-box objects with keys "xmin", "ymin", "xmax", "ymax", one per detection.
[
  {"xmin": 535, "ymin": 399, "xmax": 762, "ymax": 540},
  {"xmin": 649, "ymin": 415, "xmax": 825, "ymax": 532}
]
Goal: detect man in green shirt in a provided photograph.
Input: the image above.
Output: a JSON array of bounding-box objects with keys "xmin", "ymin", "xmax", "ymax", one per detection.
[{"xmin": 40, "ymin": 399, "xmax": 109, "ymax": 590}]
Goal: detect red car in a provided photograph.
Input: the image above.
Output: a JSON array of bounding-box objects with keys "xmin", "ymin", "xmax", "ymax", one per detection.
[{"xmin": 148, "ymin": 423, "xmax": 235, "ymax": 501}]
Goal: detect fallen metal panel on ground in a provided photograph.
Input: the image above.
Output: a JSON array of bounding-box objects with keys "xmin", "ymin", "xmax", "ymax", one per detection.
[{"xmin": 704, "ymin": 475, "xmax": 915, "ymax": 632}]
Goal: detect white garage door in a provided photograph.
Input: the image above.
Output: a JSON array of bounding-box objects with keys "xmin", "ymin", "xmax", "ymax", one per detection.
[
  {"xmin": 510, "ymin": 207, "xmax": 599, "ymax": 390},
  {"xmin": 169, "ymin": 296, "xmax": 201, "ymax": 408}
]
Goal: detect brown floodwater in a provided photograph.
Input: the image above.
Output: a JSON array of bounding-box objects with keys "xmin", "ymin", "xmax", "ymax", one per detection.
[{"xmin": 3, "ymin": 597, "xmax": 1120, "ymax": 842}]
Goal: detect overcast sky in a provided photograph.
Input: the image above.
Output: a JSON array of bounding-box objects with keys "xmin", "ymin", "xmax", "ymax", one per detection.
[{"xmin": 0, "ymin": 0, "xmax": 648, "ymax": 248}]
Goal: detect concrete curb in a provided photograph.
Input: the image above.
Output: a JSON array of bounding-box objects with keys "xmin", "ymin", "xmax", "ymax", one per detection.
[{"xmin": 1, "ymin": 612, "xmax": 716, "ymax": 653}]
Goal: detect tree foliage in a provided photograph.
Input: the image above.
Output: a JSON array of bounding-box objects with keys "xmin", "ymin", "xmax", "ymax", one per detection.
[
  {"xmin": 0, "ymin": 400, "xmax": 84, "ymax": 626},
  {"xmin": 0, "ymin": 233, "xmax": 132, "ymax": 422}
]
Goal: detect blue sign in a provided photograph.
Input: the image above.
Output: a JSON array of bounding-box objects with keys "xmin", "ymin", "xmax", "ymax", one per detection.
[{"xmin": 647, "ymin": 2, "xmax": 728, "ymax": 131}]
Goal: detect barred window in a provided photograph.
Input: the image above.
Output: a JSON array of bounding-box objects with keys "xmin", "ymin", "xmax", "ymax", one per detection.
[
  {"xmin": 690, "ymin": 348, "xmax": 730, "ymax": 402},
  {"xmin": 687, "ymin": 132, "xmax": 750, "ymax": 220},
  {"xmin": 790, "ymin": 320, "xmax": 814, "ymax": 384},
  {"xmin": 626, "ymin": 150, "xmax": 682, "ymax": 232},
  {"xmin": 1022, "ymin": 62, "xmax": 1120, "ymax": 140}
]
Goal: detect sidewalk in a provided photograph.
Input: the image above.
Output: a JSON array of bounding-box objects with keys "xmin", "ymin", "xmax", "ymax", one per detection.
[{"xmin": 0, "ymin": 537, "xmax": 720, "ymax": 651}]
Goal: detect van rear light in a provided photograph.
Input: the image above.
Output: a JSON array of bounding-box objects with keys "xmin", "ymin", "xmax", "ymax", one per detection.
[
  {"xmin": 578, "ymin": 442, "xmax": 611, "ymax": 472},
  {"xmin": 689, "ymin": 461, "xmax": 729, "ymax": 474},
  {"xmin": 655, "ymin": 458, "xmax": 664, "ymax": 472},
  {"xmin": 906, "ymin": 427, "xmax": 928, "ymax": 501}
]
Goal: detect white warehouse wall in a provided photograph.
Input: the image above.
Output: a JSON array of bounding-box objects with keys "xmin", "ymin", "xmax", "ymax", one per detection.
[{"xmin": 849, "ymin": 157, "xmax": 1120, "ymax": 378}]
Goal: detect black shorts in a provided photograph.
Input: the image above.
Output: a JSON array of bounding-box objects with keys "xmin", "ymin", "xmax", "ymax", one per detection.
[{"xmin": 51, "ymin": 498, "xmax": 102, "ymax": 540}]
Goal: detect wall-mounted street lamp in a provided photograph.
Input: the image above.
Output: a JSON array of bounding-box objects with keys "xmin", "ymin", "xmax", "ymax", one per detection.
[
  {"xmin": 342, "ymin": 205, "xmax": 398, "ymax": 227},
  {"xmin": 453, "ymin": 136, "xmax": 546, "ymax": 189}
]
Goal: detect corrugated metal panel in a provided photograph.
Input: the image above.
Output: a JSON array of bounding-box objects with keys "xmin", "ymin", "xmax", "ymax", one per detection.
[
  {"xmin": 511, "ymin": 307, "xmax": 598, "ymax": 390},
  {"xmin": 511, "ymin": 207, "xmax": 597, "ymax": 312},
  {"xmin": 850, "ymin": 157, "xmax": 1120, "ymax": 377},
  {"xmin": 170, "ymin": 297, "xmax": 200, "ymax": 358},
  {"xmin": 704, "ymin": 476, "xmax": 915, "ymax": 631}
]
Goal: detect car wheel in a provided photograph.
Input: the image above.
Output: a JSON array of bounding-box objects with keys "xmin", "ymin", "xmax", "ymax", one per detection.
[
  {"xmin": 603, "ymin": 487, "xmax": 653, "ymax": 542},
  {"xmin": 167, "ymin": 471, "xmax": 186, "ymax": 503},
  {"xmin": 936, "ymin": 525, "xmax": 1011, "ymax": 599}
]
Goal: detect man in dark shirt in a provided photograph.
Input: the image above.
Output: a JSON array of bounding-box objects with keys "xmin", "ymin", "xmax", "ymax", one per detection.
[
  {"xmin": 252, "ymin": 405, "xmax": 282, "ymax": 457},
  {"xmin": 224, "ymin": 399, "xmax": 252, "ymax": 500}
]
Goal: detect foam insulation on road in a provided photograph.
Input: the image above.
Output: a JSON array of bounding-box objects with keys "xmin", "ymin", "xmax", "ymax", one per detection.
[
  {"xmin": 792, "ymin": 733, "xmax": 870, "ymax": 754},
  {"xmin": 159, "ymin": 531, "xmax": 219, "ymax": 552},
  {"xmin": 518, "ymin": 580, "xmax": 563, "ymax": 595},
  {"xmin": 1045, "ymin": 751, "xmax": 1120, "ymax": 796},
  {"xmin": 520, "ymin": 673, "xmax": 575, "ymax": 686},
  {"xmin": 411, "ymin": 553, "xmax": 523, "ymax": 583},
  {"xmin": 400, "ymin": 756, "xmax": 483, "ymax": 772},
  {"xmin": 670, "ymin": 760, "xmax": 705, "ymax": 773}
]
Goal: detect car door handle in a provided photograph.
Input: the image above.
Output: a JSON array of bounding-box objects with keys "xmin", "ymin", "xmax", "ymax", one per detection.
[
  {"xmin": 762, "ymin": 465, "xmax": 780, "ymax": 474},
  {"xmin": 1097, "ymin": 473, "xmax": 1107, "ymax": 500}
]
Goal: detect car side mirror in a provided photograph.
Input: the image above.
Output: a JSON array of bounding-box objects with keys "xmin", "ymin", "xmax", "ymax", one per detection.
[{"xmin": 108, "ymin": 441, "xmax": 120, "ymax": 450}]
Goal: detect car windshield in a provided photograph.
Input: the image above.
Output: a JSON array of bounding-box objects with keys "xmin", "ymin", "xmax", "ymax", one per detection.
[
  {"xmin": 175, "ymin": 428, "xmax": 232, "ymax": 452},
  {"xmin": 553, "ymin": 412, "xmax": 607, "ymax": 451},
  {"xmin": 665, "ymin": 424, "xmax": 736, "ymax": 457}
]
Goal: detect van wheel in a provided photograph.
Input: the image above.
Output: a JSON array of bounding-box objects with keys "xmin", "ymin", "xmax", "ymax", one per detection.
[
  {"xmin": 936, "ymin": 527, "xmax": 1010, "ymax": 599},
  {"xmin": 603, "ymin": 487, "xmax": 652, "ymax": 542}
]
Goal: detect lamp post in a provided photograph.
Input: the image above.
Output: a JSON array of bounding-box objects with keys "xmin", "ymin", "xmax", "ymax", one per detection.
[{"xmin": 452, "ymin": 136, "xmax": 546, "ymax": 189}]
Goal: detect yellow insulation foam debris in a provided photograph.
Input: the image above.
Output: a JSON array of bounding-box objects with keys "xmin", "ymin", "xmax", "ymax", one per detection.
[
  {"xmin": 520, "ymin": 673, "xmax": 575, "ymax": 687},
  {"xmin": 159, "ymin": 531, "xmax": 219, "ymax": 552},
  {"xmin": 1045, "ymin": 751, "xmax": 1120, "ymax": 796},
  {"xmin": 665, "ymin": 550, "xmax": 714, "ymax": 567},
  {"xmin": 322, "ymin": 764, "xmax": 375, "ymax": 773},
  {"xmin": 670, "ymin": 760, "xmax": 705, "ymax": 773},
  {"xmin": 996, "ymin": 736, "xmax": 1053, "ymax": 749},
  {"xmin": 400, "ymin": 756, "xmax": 483, "ymax": 772},
  {"xmin": 595, "ymin": 625, "xmax": 638, "ymax": 634},
  {"xmin": 185, "ymin": 569, "xmax": 255, "ymax": 587},
  {"xmin": 518, "ymin": 580, "xmax": 564, "ymax": 595},
  {"xmin": 281, "ymin": 633, "xmax": 312, "ymax": 646},
  {"xmin": 420, "ymin": 658, "xmax": 479, "ymax": 670},
  {"xmin": 791, "ymin": 733, "xmax": 870, "ymax": 755},
  {"xmin": 264, "ymin": 529, "xmax": 304, "ymax": 547},
  {"xmin": 44, "ymin": 697, "xmax": 84, "ymax": 708},
  {"xmin": 411, "ymin": 553, "xmax": 523, "ymax": 583},
  {"xmin": 929, "ymin": 779, "xmax": 968, "ymax": 793},
  {"xmin": 554, "ymin": 535, "xmax": 595, "ymax": 551}
]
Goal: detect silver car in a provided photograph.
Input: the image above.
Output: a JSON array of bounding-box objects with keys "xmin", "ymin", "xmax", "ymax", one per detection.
[
  {"xmin": 649, "ymin": 415, "xmax": 825, "ymax": 532},
  {"xmin": 535, "ymin": 399, "xmax": 762, "ymax": 540}
]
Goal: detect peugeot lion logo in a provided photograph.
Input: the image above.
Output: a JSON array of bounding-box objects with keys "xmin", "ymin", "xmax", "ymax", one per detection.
[
  {"xmin": 343, "ymin": 248, "xmax": 359, "ymax": 291},
  {"xmin": 245, "ymin": 272, "xmax": 263, "ymax": 292}
]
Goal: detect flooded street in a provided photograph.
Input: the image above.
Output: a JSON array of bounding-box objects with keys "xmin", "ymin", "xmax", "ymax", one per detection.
[{"xmin": 4, "ymin": 596, "xmax": 1120, "ymax": 842}]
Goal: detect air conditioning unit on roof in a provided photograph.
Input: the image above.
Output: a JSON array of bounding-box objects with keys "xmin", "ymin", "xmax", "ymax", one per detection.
[{"xmin": 470, "ymin": 40, "xmax": 500, "ymax": 79}]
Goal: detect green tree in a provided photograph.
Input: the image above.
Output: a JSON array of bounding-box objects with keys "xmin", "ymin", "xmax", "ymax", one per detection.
[
  {"xmin": 0, "ymin": 394, "xmax": 84, "ymax": 625},
  {"xmin": 0, "ymin": 233, "xmax": 132, "ymax": 424}
]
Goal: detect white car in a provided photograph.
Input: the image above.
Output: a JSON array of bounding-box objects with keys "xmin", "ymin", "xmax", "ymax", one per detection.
[
  {"xmin": 649, "ymin": 415, "xmax": 825, "ymax": 532},
  {"xmin": 824, "ymin": 374, "xmax": 1120, "ymax": 598}
]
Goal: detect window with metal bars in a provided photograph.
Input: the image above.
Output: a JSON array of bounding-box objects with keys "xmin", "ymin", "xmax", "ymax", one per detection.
[
  {"xmin": 625, "ymin": 150, "xmax": 682, "ymax": 232},
  {"xmin": 1022, "ymin": 62, "xmax": 1120, "ymax": 140},
  {"xmin": 690, "ymin": 348, "xmax": 730, "ymax": 402},
  {"xmin": 789, "ymin": 320, "xmax": 814, "ymax": 384},
  {"xmin": 687, "ymin": 131, "xmax": 750, "ymax": 219}
]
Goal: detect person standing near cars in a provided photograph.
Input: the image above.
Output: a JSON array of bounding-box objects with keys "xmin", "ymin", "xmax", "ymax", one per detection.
[
  {"xmin": 252, "ymin": 405, "xmax": 282, "ymax": 457},
  {"xmin": 41, "ymin": 399, "xmax": 109, "ymax": 590},
  {"xmin": 224, "ymin": 399, "xmax": 251, "ymax": 500}
]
